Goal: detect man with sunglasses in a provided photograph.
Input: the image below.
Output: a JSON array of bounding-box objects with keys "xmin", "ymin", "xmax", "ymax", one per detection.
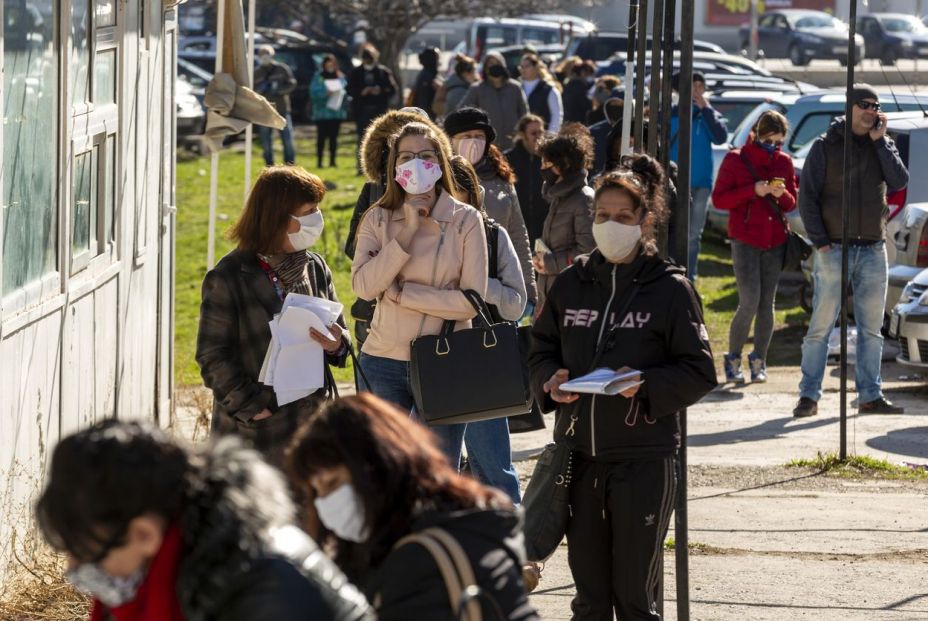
[{"xmin": 794, "ymin": 84, "xmax": 909, "ymax": 418}]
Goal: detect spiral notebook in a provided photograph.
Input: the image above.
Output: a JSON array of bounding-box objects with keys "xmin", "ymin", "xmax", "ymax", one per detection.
[{"xmin": 560, "ymin": 368, "xmax": 643, "ymax": 396}]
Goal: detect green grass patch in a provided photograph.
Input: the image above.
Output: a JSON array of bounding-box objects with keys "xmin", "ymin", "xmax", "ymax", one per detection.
[
  {"xmin": 786, "ymin": 451, "xmax": 928, "ymax": 480},
  {"xmin": 663, "ymin": 537, "xmax": 712, "ymax": 552},
  {"xmin": 175, "ymin": 125, "xmax": 364, "ymax": 387}
]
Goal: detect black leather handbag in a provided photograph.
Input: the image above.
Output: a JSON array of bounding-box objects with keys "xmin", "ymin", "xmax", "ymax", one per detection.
[
  {"xmin": 522, "ymin": 442, "xmax": 572, "ymax": 562},
  {"xmin": 410, "ymin": 290, "xmax": 532, "ymax": 425}
]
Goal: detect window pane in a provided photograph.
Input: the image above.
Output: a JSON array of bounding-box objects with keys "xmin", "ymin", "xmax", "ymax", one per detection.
[
  {"xmin": 2, "ymin": 0, "xmax": 59, "ymax": 294},
  {"xmin": 94, "ymin": 49, "xmax": 116, "ymax": 105},
  {"xmin": 71, "ymin": 0, "xmax": 91, "ymax": 106},
  {"xmin": 104, "ymin": 135, "xmax": 115, "ymax": 243},
  {"xmin": 71, "ymin": 148, "xmax": 97, "ymax": 259},
  {"xmin": 95, "ymin": 0, "xmax": 115, "ymax": 27}
]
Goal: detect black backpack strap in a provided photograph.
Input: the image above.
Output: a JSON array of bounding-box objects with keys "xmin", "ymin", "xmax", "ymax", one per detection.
[{"xmin": 485, "ymin": 219, "xmax": 500, "ymax": 280}]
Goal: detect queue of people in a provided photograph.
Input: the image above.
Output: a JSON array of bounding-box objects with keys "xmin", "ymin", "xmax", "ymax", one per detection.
[{"xmin": 37, "ymin": 34, "xmax": 913, "ymax": 620}]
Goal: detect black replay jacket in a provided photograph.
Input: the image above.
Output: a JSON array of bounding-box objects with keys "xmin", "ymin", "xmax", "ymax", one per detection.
[{"xmin": 529, "ymin": 250, "xmax": 718, "ymax": 460}]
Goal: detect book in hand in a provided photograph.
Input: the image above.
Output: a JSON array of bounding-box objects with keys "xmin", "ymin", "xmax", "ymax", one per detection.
[{"xmin": 560, "ymin": 368, "xmax": 643, "ymax": 396}]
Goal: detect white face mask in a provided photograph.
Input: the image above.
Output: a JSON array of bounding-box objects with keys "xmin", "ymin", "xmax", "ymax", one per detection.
[
  {"xmin": 593, "ymin": 220, "xmax": 641, "ymax": 262},
  {"xmin": 288, "ymin": 210, "xmax": 324, "ymax": 251},
  {"xmin": 454, "ymin": 137, "xmax": 486, "ymax": 165},
  {"xmin": 66, "ymin": 562, "xmax": 146, "ymax": 608},
  {"xmin": 314, "ymin": 483, "xmax": 369, "ymax": 543},
  {"xmin": 395, "ymin": 157, "xmax": 443, "ymax": 195},
  {"xmin": 671, "ymin": 91, "xmax": 680, "ymax": 107}
]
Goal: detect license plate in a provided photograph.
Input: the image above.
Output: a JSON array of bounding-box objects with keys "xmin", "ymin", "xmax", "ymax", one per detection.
[{"xmin": 890, "ymin": 312, "xmax": 900, "ymax": 338}]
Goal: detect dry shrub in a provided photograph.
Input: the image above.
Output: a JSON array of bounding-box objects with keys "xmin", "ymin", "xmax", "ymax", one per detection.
[{"xmin": 0, "ymin": 533, "xmax": 89, "ymax": 621}]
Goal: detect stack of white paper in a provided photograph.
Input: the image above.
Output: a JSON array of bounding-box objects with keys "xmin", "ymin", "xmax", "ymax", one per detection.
[
  {"xmin": 560, "ymin": 368, "xmax": 643, "ymax": 396},
  {"xmin": 325, "ymin": 79, "xmax": 346, "ymax": 111},
  {"xmin": 259, "ymin": 293, "xmax": 344, "ymax": 406}
]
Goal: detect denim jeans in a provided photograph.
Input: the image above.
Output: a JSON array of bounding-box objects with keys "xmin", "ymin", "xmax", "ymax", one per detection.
[
  {"xmin": 688, "ymin": 187, "xmax": 711, "ymax": 280},
  {"xmin": 258, "ymin": 113, "xmax": 295, "ymax": 165},
  {"xmin": 730, "ymin": 240, "xmax": 785, "ymax": 359},
  {"xmin": 358, "ymin": 353, "xmax": 466, "ymax": 468},
  {"xmin": 799, "ymin": 243, "xmax": 888, "ymax": 403},
  {"xmin": 464, "ymin": 418, "xmax": 521, "ymax": 504}
]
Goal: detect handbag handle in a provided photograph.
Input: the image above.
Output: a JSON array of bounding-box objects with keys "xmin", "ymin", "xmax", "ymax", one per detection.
[
  {"xmin": 738, "ymin": 150, "xmax": 790, "ymax": 234},
  {"xmin": 439, "ymin": 289, "xmax": 496, "ymax": 338}
]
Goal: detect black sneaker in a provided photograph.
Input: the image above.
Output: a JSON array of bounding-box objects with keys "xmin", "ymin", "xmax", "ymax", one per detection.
[
  {"xmin": 858, "ymin": 397, "xmax": 904, "ymax": 414},
  {"xmin": 793, "ymin": 397, "xmax": 818, "ymax": 418}
]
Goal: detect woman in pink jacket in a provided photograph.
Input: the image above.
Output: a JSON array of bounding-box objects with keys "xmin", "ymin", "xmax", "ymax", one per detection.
[{"xmin": 351, "ymin": 121, "xmax": 489, "ymax": 468}]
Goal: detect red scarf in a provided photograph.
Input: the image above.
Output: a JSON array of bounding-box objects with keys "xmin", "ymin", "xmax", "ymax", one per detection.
[{"xmin": 89, "ymin": 525, "xmax": 186, "ymax": 621}]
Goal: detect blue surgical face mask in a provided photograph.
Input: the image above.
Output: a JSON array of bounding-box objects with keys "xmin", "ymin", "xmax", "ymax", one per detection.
[{"xmin": 755, "ymin": 139, "xmax": 779, "ymax": 154}]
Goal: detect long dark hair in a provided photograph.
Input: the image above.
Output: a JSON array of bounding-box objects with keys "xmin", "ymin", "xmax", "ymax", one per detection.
[
  {"xmin": 287, "ymin": 394, "xmax": 508, "ymax": 574},
  {"xmin": 484, "ymin": 144, "xmax": 517, "ymax": 184}
]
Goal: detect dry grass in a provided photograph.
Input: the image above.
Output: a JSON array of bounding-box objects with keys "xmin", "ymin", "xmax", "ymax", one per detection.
[{"xmin": 0, "ymin": 533, "xmax": 89, "ymax": 621}]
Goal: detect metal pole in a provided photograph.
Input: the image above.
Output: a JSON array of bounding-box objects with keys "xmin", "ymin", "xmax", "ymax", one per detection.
[
  {"xmin": 658, "ymin": 0, "xmax": 676, "ymax": 172},
  {"xmin": 633, "ymin": 0, "xmax": 649, "ymax": 151},
  {"xmin": 243, "ymin": 0, "xmax": 256, "ymax": 199},
  {"xmin": 207, "ymin": 0, "xmax": 227, "ymax": 270},
  {"xmin": 749, "ymin": 0, "xmax": 759, "ymax": 61},
  {"xmin": 647, "ymin": 0, "xmax": 664, "ymax": 157},
  {"xmin": 621, "ymin": 1, "xmax": 638, "ymax": 155},
  {"xmin": 675, "ymin": 1, "xmax": 695, "ymax": 619},
  {"xmin": 840, "ymin": 1, "xmax": 858, "ymax": 461}
]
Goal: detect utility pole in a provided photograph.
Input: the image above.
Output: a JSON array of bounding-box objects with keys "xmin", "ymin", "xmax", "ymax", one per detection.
[
  {"xmin": 749, "ymin": 0, "xmax": 759, "ymax": 61},
  {"xmin": 633, "ymin": 0, "xmax": 649, "ymax": 151}
]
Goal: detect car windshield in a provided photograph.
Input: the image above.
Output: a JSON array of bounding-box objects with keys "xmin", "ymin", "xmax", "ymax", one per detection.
[
  {"xmin": 880, "ymin": 16, "xmax": 926, "ymax": 34},
  {"xmin": 790, "ymin": 14, "xmax": 841, "ymax": 30}
]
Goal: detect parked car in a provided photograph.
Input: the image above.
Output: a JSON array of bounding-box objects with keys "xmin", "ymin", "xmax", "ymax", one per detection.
[
  {"xmin": 487, "ymin": 43, "xmax": 565, "ymax": 77},
  {"xmin": 595, "ymin": 51, "xmax": 815, "ymax": 94},
  {"xmin": 176, "ymin": 78, "xmax": 206, "ymax": 140},
  {"xmin": 564, "ymin": 32, "xmax": 724, "ymax": 64},
  {"xmin": 889, "ymin": 266, "xmax": 928, "ymax": 368},
  {"xmin": 177, "ymin": 57, "xmax": 212, "ymax": 105},
  {"xmin": 738, "ymin": 9, "xmax": 864, "ymax": 66},
  {"xmin": 858, "ymin": 13, "xmax": 928, "ymax": 66},
  {"xmin": 456, "ymin": 17, "xmax": 593, "ymax": 61},
  {"xmin": 178, "ymin": 28, "xmax": 354, "ymax": 122}
]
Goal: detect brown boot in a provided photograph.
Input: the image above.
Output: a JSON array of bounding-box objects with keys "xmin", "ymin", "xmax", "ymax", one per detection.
[{"xmin": 522, "ymin": 561, "xmax": 541, "ymax": 593}]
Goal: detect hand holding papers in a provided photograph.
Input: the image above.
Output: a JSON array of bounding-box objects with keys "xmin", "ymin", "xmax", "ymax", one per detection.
[
  {"xmin": 325, "ymin": 79, "xmax": 346, "ymax": 111},
  {"xmin": 560, "ymin": 368, "xmax": 643, "ymax": 397},
  {"xmin": 259, "ymin": 294, "xmax": 344, "ymax": 406}
]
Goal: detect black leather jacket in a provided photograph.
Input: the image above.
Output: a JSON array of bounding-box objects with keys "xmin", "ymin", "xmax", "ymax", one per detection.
[{"xmin": 175, "ymin": 438, "xmax": 373, "ymax": 621}]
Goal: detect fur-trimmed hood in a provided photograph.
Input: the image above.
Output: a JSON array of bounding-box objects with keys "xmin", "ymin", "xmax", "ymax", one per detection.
[{"xmin": 359, "ymin": 109, "xmax": 451, "ymax": 184}]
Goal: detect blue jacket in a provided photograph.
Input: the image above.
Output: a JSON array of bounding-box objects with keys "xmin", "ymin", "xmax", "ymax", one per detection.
[{"xmin": 669, "ymin": 104, "xmax": 728, "ymax": 189}]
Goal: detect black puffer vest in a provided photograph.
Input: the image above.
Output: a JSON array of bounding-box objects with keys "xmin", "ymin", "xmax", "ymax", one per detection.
[{"xmin": 820, "ymin": 125, "xmax": 888, "ymax": 243}]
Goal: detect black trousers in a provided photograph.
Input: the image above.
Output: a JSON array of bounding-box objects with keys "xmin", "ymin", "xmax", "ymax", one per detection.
[
  {"xmin": 566, "ymin": 454, "xmax": 678, "ymax": 621},
  {"xmin": 316, "ymin": 120, "xmax": 341, "ymax": 165}
]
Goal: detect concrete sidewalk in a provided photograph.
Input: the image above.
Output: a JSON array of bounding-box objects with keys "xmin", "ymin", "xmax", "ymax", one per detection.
[{"xmin": 521, "ymin": 364, "xmax": 928, "ymax": 620}]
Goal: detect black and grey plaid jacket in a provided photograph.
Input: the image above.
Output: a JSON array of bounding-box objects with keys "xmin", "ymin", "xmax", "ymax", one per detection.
[{"xmin": 196, "ymin": 249, "xmax": 348, "ymax": 467}]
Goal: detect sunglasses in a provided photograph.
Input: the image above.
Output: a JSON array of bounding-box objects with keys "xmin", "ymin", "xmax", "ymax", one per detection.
[
  {"xmin": 856, "ymin": 101, "xmax": 881, "ymax": 111},
  {"xmin": 760, "ymin": 139, "xmax": 784, "ymax": 147}
]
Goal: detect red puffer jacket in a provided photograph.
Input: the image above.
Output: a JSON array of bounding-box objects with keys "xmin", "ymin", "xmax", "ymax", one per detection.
[{"xmin": 711, "ymin": 141, "xmax": 797, "ymax": 250}]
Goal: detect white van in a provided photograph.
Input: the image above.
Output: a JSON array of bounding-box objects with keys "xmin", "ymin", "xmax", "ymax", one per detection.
[{"xmin": 407, "ymin": 16, "xmax": 595, "ymax": 61}]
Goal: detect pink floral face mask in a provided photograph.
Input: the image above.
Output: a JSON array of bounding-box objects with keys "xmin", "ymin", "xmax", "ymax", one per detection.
[{"xmin": 395, "ymin": 158, "xmax": 443, "ymax": 195}]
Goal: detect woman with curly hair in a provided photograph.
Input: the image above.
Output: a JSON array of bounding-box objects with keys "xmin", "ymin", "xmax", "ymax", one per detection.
[
  {"xmin": 533, "ymin": 125, "xmax": 596, "ymax": 309},
  {"xmin": 443, "ymin": 106, "xmax": 536, "ymax": 312},
  {"xmin": 529, "ymin": 154, "xmax": 717, "ymax": 620}
]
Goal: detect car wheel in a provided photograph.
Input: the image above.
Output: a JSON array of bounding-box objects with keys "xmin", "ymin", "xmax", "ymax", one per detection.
[
  {"xmin": 880, "ymin": 48, "xmax": 897, "ymax": 66},
  {"xmin": 789, "ymin": 44, "xmax": 809, "ymax": 66},
  {"xmin": 838, "ymin": 56, "xmax": 849, "ymax": 67}
]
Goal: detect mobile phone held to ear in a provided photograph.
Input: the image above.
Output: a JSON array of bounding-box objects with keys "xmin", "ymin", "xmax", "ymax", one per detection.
[{"xmin": 873, "ymin": 117, "xmax": 883, "ymax": 130}]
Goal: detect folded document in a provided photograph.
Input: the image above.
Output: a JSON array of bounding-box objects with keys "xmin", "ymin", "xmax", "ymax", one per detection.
[{"xmin": 560, "ymin": 368, "xmax": 643, "ymax": 396}]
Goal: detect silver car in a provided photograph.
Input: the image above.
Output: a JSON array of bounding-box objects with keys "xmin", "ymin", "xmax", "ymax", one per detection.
[{"xmin": 889, "ymin": 268, "xmax": 928, "ymax": 368}]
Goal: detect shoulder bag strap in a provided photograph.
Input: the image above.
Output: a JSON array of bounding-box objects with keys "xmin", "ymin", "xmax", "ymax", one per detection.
[
  {"xmin": 392, "ymin": 532, "xmax": 465, "ymax": 618},
  {"xmin": 738, "ymin": 150, "xmax": 790, "ymax": 234},
  {"xmin": 423, "ymin": 528, "xmax": 484, "ymax": 621}
]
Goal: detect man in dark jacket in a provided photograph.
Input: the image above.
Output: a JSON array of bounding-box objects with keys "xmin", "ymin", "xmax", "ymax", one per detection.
[
  {"xmin": 36, "ymin": 420, "xmax": 373, "ymax": 621},
  {"xmin": 411, "ymin": 47, "xmax": 441, "ymax": 119},
  {"xmin": 793, "ymin": 85, "xmax": 909, "ymax": 418},
  {"xmin": 669, "ymin": 71, "xmax": 728, "ymax": 280},
  {"xmin": 254, "ymin": 44, "xmax": 298, "ymax": 165},
  {"xmin": 347, "ymin": 44, "xmax": 398, "ymax": 174}
]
